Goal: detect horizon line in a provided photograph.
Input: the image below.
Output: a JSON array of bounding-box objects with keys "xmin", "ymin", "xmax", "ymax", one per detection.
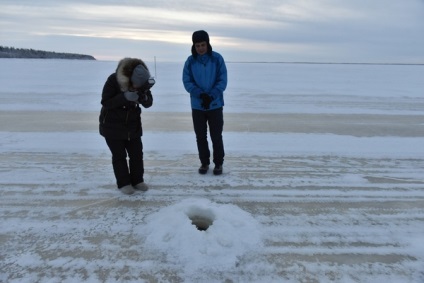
[{"xmin": 226, "ymin": 61, "xmax": 424, "ymax": 66}]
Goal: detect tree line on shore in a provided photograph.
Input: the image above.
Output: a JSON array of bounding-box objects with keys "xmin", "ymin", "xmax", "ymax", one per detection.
[{"xmin": 0, "ymin": 46, "xmax": 95, "ymax": 60}]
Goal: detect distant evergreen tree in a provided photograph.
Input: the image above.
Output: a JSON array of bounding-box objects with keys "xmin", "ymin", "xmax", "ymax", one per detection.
[{"xmin": 0, "ymin": 46, "xmax": 96, "ymax": 60}]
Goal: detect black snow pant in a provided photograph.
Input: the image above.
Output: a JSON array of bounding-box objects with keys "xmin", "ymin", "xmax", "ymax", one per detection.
[
  {"xmin": 105, "ymin": 137, "xmax": 144, "ymax": 189},
  {"xmin": 192, "ymin": 107, "xmax": 225, "ymax": 166}
]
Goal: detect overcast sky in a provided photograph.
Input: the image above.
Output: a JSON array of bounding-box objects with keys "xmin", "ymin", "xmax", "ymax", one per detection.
[{"xmin": 1, "ymin": 0, "xmax": 423, "ymax": 63}]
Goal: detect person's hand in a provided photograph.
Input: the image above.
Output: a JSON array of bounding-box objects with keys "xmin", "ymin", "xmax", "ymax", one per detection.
[
  {"xmin": 124, "ymin": 91, "xmax": 139, "ymax": 102},
  {"xmin": 200, "ymin": 93, "xmax": 212, "ymax": 109},
  {"xmin": 137, "ymin": 89, "xmax": 151, "ymax": 101}
]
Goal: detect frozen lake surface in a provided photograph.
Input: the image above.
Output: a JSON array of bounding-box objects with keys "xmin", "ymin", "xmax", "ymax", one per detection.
[{"xmin": 1, "ymin": 59, "xmax": 424, "ymax": 282}]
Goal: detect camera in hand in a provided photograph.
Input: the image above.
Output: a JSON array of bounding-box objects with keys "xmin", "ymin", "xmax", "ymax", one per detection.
[{"xmin": 139, "ymin": 77, "xmax": 155, "ymax": 92}]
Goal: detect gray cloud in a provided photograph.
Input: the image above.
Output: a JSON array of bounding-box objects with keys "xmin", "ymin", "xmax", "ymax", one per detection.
[{"xmin": 1, "ymin": 0, "xmax": 423, "ymax": 62}]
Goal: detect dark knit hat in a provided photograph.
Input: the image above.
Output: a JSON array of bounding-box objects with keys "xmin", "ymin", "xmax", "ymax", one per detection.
[
  {"xmin": 192, "ymin": 30, "xmax": 209, "ymax": 44},
  {"xmin": 131, "ymin": 64, "xmax": 150, "ymax": 88}
]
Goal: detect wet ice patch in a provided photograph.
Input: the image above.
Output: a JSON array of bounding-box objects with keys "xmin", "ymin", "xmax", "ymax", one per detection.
[{"xmin": 141, "ymin": 198, "xmax": 263, "ymax": 272}]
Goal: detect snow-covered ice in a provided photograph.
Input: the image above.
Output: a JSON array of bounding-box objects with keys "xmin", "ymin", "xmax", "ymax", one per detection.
[{"xmin": 0, "ymin": 59, "xmax": 424, "ymax": 282}]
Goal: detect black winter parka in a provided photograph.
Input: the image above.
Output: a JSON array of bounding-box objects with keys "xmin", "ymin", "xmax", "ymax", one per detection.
[{"xmin": 99, "ymin": 59, "xmax": 153, "ymax": 140}]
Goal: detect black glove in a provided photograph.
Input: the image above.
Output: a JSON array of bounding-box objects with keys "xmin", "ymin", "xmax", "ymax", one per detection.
[
  {"xmin": 137, "ymin": 89, "xmax": 151, "ymax": 102},
  {"xmin": 200, "ymin": 93, "xmax": 212, "ymax": 110}
]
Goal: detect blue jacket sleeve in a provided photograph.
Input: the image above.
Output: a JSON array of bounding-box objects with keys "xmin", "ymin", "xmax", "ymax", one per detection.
[
  {"xmin": 183, "ymin": 57, "xmax": 203, "ymax": 97},
  {"xmin": 209, "ymin": 54, "xmax": 227, "ymax": 100}
]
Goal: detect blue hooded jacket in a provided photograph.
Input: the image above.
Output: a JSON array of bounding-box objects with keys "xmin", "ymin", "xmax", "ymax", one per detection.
[{"xmin": 182, "ymin": 51, "xmax": 227, "ymax": 111}]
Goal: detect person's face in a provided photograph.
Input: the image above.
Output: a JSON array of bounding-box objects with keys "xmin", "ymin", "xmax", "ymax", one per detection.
[{"xmin": 195, "ymin": 41, "xmax": 208, "ymax": 55}]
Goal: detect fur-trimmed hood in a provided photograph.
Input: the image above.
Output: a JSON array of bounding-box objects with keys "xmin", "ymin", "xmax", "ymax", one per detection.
[{"xmin": 116, "ymin": 57, "xmax": 150, "ymax": 92}]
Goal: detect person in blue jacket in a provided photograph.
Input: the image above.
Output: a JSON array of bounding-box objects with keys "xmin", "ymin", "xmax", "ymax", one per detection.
[{"xmin": 182, "ymin": 30, "xmax": 228, "ymax": 175}]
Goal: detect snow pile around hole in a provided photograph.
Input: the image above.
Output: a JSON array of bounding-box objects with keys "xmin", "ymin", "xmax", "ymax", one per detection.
[{"xmin": 141, "ymin": 198, "xmax": 263, "ymax": 271}]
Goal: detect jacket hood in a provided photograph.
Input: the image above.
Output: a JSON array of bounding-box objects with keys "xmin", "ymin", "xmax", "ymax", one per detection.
[{"xmin": 116, "ymin": 57, "xmax": 149, "ymax": 92}]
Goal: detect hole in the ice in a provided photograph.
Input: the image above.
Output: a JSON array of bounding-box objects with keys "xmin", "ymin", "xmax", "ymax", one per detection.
[
  {"xmin": 190, "ymin": 215, "xmax": 214, "ymax": 231},
  {"xmin": 186, "ymin": 207, "xmax": 215, "ymax": 231}
]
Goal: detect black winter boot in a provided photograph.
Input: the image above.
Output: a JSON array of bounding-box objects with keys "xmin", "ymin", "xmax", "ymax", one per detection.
[
  {"xmin": 198, "ymin": 164, "xmax": 209, "ymax": 174},
  {"xmin": 213, "ymin": 165, "xmax": 222, "ymax": 175}
]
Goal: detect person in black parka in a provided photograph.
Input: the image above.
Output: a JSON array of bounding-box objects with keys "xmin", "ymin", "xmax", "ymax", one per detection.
[{"xmin": 99, "ymin": 57, "xmax": 154, "ymax": 195}]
